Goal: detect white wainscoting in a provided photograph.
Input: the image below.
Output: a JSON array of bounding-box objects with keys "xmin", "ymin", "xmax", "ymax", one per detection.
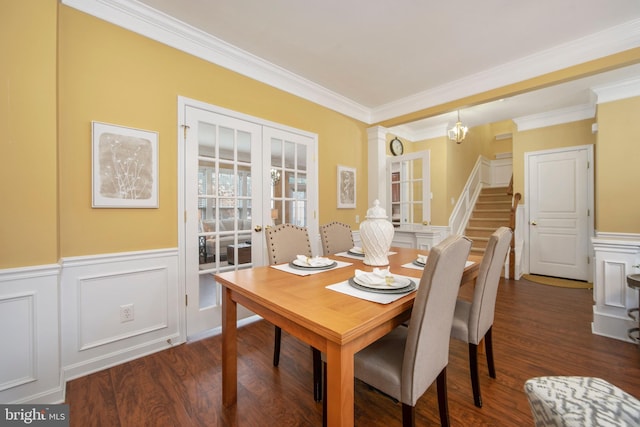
[
  {"xmin": 0, "ymin": 264, "xmax": 63, "ymax": 403},
  {"xmin": 592, "ymin": 233, "xmax": 640, "ymax": 342},
  {"xmin": 60, "ymin": 248, "xmax": 182, "ymax": 382}
]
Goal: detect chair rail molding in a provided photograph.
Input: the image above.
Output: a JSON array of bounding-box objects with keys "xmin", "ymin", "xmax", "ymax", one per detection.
[{"xmin": 592, "ymin": 232, "xmax": 640, "ymax": 342}]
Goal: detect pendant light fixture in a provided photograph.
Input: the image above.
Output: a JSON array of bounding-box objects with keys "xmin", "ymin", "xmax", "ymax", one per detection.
[{"xmin": 448, "ymin": 110, "xmax": 469, "ymax": 144}]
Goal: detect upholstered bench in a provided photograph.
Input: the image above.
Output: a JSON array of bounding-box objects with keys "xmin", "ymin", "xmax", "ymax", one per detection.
[{"xmin": 524, "ymin": 376, "xmax": 640, "ymax": 426}]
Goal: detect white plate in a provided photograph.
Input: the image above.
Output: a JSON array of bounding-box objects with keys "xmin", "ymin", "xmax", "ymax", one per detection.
[
  {"xmin": 353, "ymin": 275, "xmax": 412, "ymax": 290},
  {"xmin": 349, "ymin": 247, "xmax": 364, "ymax": 255},
  {"xmin": 292, "ymin": 259, "xmax": 334, "ymax": 268}
]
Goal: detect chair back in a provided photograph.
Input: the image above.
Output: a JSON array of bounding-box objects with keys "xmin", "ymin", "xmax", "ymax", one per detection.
[
  {"xmin": 467, "ymin": 226, "xmax": 512, "ymax": 344},
  {"xmin": 265, "ymin": 223, "xmax": 312, "ymax": 265},
  {"xmin": 401, "ymin": 235, "xmax": 472, "ymax": 406},
  {"xmin": 319, "ymin": 222, "xmax": 354, "ymax": 255}
]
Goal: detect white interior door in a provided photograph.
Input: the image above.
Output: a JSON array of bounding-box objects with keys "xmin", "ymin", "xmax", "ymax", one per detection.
[
  {"xmin": 527, "ymin": 146, "xmax": 591, "ymax": 281},
  {"xmin": 180, "ymin": 100, "xmax": 318, "ymax": 339},
  {"xmin": 184, "ymin": 106, "xmax": 263, "ymax": 337}
]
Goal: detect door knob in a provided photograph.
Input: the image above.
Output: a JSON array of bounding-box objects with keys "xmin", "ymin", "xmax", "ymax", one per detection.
[
  {"xmin": 254, "ymin": 225, "xmax": 262, "ymax": 232},
  {"xmin": 531, "ymin": 220, "xmax": 537, "ymax": 226}
]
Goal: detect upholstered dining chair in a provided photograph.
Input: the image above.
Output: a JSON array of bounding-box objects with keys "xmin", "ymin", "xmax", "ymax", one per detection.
[
  {"xmin": 319, "ymin": 221, "xmax": 354, "ymax": 255},
  {"xmin": 322, "ymin": 235, "xmax": 472, "ymax": 427},
  {"xmin": 450, "ymin": 226, "xmax": 512, "ymax": 408},
  {"xmin": 264, "ymin": 223, "xmax": 322, "ymax": 401}
]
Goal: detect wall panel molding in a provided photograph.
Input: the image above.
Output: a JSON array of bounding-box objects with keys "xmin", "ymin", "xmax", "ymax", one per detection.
[
  {"xmin": 61, "ymin": 248, "xmax": 182, "ymax": 381},
  {"xmin": 0, "ymin": 265, "xmax": 62, "ymax": 403},
  {"xmin": 0, "ymin": 293, "xmax": 36, "ymax": 391},
  {"xmin": 592, "ymin": 234, "xmax": 640, "ymax": 342}
]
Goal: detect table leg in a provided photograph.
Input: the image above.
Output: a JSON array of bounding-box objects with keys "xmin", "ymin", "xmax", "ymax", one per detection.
[
  {"xmin": 325, "ymin": 341, "xmax": 354, "ymax": 427},
  {"xmin": 222, "ymin": 287, "xmax": 237, "ymax": 407}
]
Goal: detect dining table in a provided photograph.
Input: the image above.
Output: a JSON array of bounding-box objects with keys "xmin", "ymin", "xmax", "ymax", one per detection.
[{"xmin": 215, "ymin": 246, "xmax": 482, "ymax": 427}]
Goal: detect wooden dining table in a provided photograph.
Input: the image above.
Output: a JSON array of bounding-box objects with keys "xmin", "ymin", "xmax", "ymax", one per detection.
[{"xmin": 215, "ymin": 246, "xmax": 482, "ymax": 427}]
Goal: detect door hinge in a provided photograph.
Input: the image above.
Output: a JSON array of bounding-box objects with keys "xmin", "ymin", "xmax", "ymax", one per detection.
[
  {"xmin": 185, "ymin": 294, "xmax": 188, "ymax": 306},
  {"xmin": 587, "ymin": 256, "xmax": 590, "ymax": 265},
  {"xmin": 181, "ymin": 124, "xmax": 190, "ymax": 139},
  {"xmin": 587, "ymin": 209, "xmax": 590, "ymax": 217}
]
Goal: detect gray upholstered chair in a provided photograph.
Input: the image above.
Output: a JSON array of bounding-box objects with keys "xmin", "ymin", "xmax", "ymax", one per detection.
[
  {"xmin": 264, "ymin": 223, "xmax": 322, "ymax": 401},
  {"xmin": 319, "ymin": 221, "xmax": 354, "ymax": 255},
  {"xmin": 450, "ymin": 226, "xmax": 512, "ymax": 408},
  {"xmin": 323, "ymin": 235, "xmax": 472, "ymax": 427}
]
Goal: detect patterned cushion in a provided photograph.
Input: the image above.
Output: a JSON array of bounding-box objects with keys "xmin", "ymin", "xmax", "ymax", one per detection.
[{"xmin": 524, "ymin": 376, "xmax": 640, "ymax": 427}]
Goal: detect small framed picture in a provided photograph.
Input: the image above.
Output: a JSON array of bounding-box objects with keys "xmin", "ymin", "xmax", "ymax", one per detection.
[
  {"xmin": 337, "ymin": 165, "xmax": 356, "ymax": 209},
  {"xmin": 92, "ymin": 121, "xmax": 159, "ymax": 208}
]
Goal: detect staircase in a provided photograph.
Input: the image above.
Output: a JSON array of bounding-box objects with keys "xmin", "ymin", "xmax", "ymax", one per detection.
[{"xmin": 465, "ymin": 186, "xmax": 512, "ymax": 256}]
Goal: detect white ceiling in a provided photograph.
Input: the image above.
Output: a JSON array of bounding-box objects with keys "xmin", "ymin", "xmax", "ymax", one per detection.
[{"xmin": 68, "ymin": 0, "xmax": 640, "ymax": 137}]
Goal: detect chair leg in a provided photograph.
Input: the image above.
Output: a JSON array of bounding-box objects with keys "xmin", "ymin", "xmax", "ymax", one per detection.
[
  {"xmin": 273, "ymin": 326, "xmax": 281, "ymax": 367},
  {"xmin": 485, "ymin": 327, "xmax": 496, "ymax": 379},
  {"xmin": 401, "ymin": 403, "xmax": 415, "ymax": 427},
  {"xmin": 312, "ymin": 347, "xmax": 322, "ymax": 402},
  {"xmin": 436, "ymin": 368, "xmax": 450, "ymax": 427},
  {"xmin": 468, "ymin": 343, "xmax": 482, "ymax": 408},
  {"xmin": 322, "ymin": 362, "xmax": 327, "ymax": 427}
]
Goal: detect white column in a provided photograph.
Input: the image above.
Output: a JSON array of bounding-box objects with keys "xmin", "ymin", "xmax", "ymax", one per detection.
[{"xmin": 367, "ymin": 126, "xmax": 388, "ymax": 209}]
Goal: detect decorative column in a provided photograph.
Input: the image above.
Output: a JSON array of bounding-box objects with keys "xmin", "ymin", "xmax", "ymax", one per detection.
[{"xmin": 367, "ymin": 126, "xmax": 388, "ymax": 211}]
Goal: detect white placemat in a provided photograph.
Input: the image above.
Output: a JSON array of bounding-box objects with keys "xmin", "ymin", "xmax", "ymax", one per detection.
[
  {"xmin": 270, "ymin": 260, "xmax": 352, "ymax": 276},
  {"xmin": 326, "ymin": 273, "xmax": 418, "ymax": 304},
  {"xmin": 401, "ymin": 260, "xmax": 476, "ymax": 270},
  {"xmin": 334, "ymin": 251, "xmax": 398, "ymax": 261}
]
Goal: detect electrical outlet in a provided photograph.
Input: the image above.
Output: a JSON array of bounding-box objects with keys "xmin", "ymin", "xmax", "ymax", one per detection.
[
  {"xmin": 120, "ymin": 304, "xmax": 134, "ymax": 323},
  {"xmin": 355, "ymin": 215, "xmax": 359, "ymax": 223}
]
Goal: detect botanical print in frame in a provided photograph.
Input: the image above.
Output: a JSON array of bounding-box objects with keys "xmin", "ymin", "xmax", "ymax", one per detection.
[
  {"xmin": 337, "ymin": 165, "xmax": 356, "ymax": 209},
  {"xmin": 92, "ymin": 121, "xmax": 159, "ymax": 208}
]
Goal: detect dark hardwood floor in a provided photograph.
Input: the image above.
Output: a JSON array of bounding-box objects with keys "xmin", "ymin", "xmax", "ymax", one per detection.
[{"xmin": 65, "ymin": 278, "xmax": 640, "ymax": 426}]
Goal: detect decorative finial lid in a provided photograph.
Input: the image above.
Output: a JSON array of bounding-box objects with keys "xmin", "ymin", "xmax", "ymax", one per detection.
[{"xmin": 365, "ymin": 199, "xmax": 388, "ymax": 219}]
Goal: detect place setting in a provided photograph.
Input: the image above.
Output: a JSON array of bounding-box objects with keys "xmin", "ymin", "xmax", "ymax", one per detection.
[
  {"xmin": 271, "ymin": 255, "xmax": 351, "ymax": 276},
  {"xmin": 327, "ymin": 267, "xmax": 418, "ymax": 304},
  {"xmin": 402, "ymin": 253, "xmax": 476, "ymax": 270}
]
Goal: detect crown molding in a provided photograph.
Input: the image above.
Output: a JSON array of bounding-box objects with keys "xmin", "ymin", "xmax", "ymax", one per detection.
[
  {"xmin": 513, "ymin": 103, "xmax": 596, "ymax": 132},
  {"xmin": 370, "ymin": 18, "xmax": 640, "ymax": 123},
  {"xmin": 387, "ymin": 123, "xmax": 451, "ymax": 142},
  {"xmin": 592, "ymin": 76, "xmax": 640, "ymax": 104},
  {"xmin": 62, "ymin": 0, "xmax": 639, "ymax": 125},
  {"xmin": 61, "ymin": 0, "xmax": 372, "ymax": 123}
]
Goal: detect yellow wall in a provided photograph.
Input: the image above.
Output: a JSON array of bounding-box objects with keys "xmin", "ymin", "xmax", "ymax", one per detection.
[
  {"xmin": 2, "ymin": 1, "xmax": 640, "ymax": 269},
  {"xmin": 595, "ymin": 96, "xmax": 640, "ymax": 233},
  {"xmin": 0, "ymin": 0, "xmax": 58, "ymax": 267},
  {"xmin": 512, "ymin": 119, "xmax": 596, "ymax": 198},
  {"xmin": 487, "ymin": 120, "xmax": 515, "ymax": 158},
  {"xmin": 56, "ymin": 6, "xmax": 368, "ymax": 259}
]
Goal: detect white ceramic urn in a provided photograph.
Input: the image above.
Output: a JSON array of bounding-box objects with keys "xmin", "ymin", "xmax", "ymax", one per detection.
[{"xmin": 359, "ymin": 199, "xmax": 395, "ymax": 266}]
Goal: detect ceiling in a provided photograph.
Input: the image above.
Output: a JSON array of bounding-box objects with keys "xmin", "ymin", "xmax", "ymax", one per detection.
[{"xmin": 71, "ymin": 0, "xmax": 640, "ymax": 138}]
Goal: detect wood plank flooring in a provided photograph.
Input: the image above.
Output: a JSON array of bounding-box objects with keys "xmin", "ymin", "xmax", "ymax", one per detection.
[{"xmin": 65, "ymin": 278, "xmax": 640, "ymax": 426}]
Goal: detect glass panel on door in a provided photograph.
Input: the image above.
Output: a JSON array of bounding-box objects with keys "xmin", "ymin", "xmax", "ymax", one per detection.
[
  {"xmin": 271, "ymin": 137, "xmax": 308, "ymax": 227},
  {"xmin": 185, "ymin": 106, "xmax": 262, "ymax": 337}
]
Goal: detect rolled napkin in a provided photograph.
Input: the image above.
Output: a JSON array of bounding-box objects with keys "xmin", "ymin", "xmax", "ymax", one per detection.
[
  {"xmin": 417, "ymin": 254, "xmax": 428, "ymax": 264},
  {"xmin": 354, "ymin": 267, "xmax": 394, "ymax": 286},
  {"xmin": 350, "ymin": 246, "xmax": 364, "ymax": 254},
  {"xmin": 295, "ymin": 255, "xmax": 332, "ymax": 267}
]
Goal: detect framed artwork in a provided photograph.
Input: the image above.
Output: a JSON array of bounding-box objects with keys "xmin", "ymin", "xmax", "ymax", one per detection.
[
  {"xmin": 337, "ymin": 165, "xmax": 356, "ymax": 209},
  {"xmin": 92, "ymin": 121, "xmax": 159, "ymax": 208}
]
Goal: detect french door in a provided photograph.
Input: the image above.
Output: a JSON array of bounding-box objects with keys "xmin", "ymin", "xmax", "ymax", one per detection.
[{"xmin": 180, "ymin": 99, "xmax": 317, "ymax": 338}]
